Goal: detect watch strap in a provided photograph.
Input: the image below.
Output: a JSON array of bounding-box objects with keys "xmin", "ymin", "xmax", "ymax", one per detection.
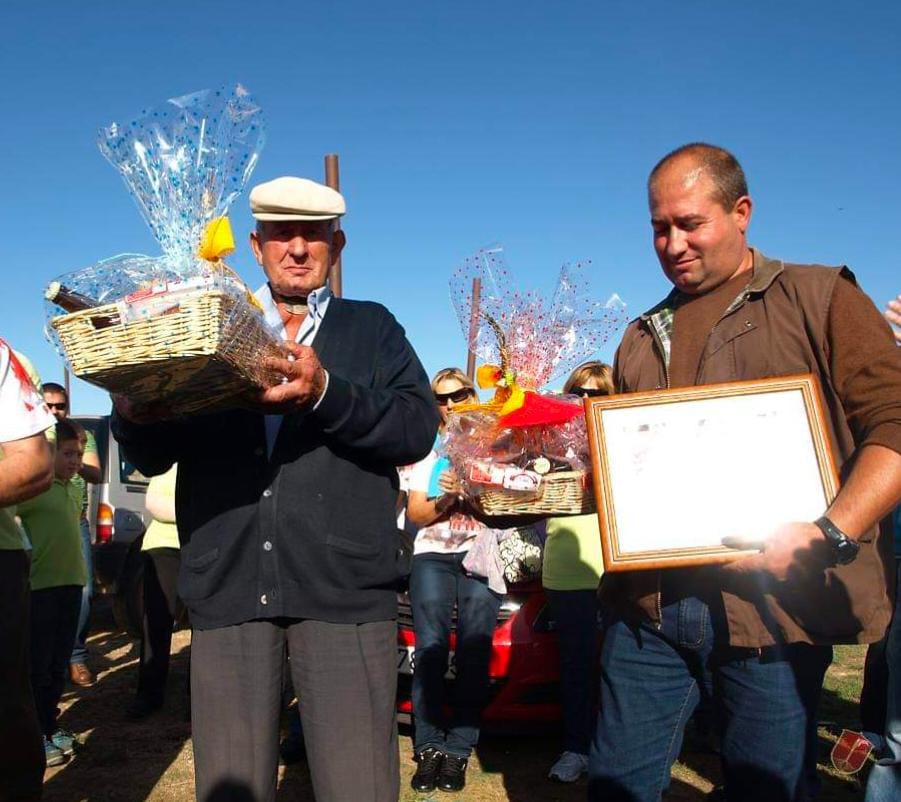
[
  {"xmin": 814, "ymin": 516, "xmax": 848, "ymax": 541},
  {"xmin": 814, "ymin": 516, "xmax": 860, "ymax": 565}
]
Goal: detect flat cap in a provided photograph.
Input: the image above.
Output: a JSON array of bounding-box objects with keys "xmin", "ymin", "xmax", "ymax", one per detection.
[{"xmin": 250, "ymin": 176, "xmax": 346, "ymax": 221}]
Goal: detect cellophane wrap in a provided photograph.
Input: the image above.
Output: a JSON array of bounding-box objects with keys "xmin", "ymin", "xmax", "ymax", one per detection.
[
  {"xmin": 444, "ymin": 246, "xmax": 627, "ymax": 501},
  {"xmin": 44, "ymin": 85, "xmax": 283, "ymax": 414},
  {"xmin": 450, "ymin": 246, "xmax": 626, "ymax": 389},
  {"xmin": 443, "ymin": 410, "xmax": 591, "ymax": 497},
  {"xmin": 99, "ymin": 85, "xmax": 263, "ymax": 265}
]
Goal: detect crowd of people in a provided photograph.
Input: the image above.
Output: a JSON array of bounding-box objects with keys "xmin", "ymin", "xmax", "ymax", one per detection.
[{"xmin": 0, "ymin": 142, "xmax": 900, "ymax": 802}]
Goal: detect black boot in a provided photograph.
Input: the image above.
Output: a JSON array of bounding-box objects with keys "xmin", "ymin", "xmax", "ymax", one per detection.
[
  {"xmin": 411, "ymin": 747, "xmax": 444, "ymax": 792},
  {"xmin": 436, "ymin": 754, "xmax": 468, "ymax": 792}
]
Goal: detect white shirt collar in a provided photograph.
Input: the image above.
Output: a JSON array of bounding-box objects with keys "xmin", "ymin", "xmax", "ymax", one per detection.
[{"xmin": 254, "ymin": 283, "xmax": 332, "ymax": 339}]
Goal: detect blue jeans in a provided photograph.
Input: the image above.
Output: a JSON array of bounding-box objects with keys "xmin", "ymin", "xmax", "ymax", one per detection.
[
  {"xmin": 865, "ymin": 560, "xmax": 901, "ymax": 802},
  {"xmin": 70, "ymin": 520, "xmax": 93, "ymax": 665},
  {"xmin": 409, "ymin": 551, "xmax": 501, "ymax": 758},
  {"xmin": 588, "ymin": 595, "xmax": 831, "ymax": 802},
  {"xmin": 545, "ymin": 589, "xmax": 599, "ymax": 756}
]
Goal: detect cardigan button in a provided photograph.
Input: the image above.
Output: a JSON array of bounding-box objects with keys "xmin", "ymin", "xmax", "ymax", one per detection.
[
  {"xmin": 260, "ymin": 594, "xmax": 268, "ymax": 605},
  {"xmin": 262, "ymin": 488, "xmax": 273, "ymax": 498}
]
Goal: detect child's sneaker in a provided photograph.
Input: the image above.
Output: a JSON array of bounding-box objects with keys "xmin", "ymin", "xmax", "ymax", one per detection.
[
  {"xmin": 43, "ymin": 735, "xmax": 66, "ymax": 767},
  {"xmin": 51, "ymin": 728, "xmax": 78, "ymax": 757}
]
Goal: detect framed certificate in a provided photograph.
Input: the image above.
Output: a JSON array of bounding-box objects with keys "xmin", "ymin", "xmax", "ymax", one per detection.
[{"xmin": 585, "ymin": 374, "xmax": 840, "ymax": 572}]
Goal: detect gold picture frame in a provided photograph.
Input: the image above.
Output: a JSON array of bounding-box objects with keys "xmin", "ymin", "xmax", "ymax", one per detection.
[{"xmin": 585, "ymin": 374, "xmax": 840, "ymax": 572}]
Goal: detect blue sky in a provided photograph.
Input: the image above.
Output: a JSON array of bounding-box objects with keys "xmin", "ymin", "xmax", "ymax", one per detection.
[{"xmin": 2, "ymin": 2, "xmax": 899, "ymax": 413}]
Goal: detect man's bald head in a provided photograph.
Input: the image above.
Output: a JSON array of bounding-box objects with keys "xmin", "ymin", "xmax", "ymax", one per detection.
[{"xmin": 648, "ymin": 143, "xmax": 748, "ymax": 212}]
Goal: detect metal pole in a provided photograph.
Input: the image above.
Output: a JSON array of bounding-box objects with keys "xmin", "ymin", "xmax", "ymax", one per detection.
[
  {"xmin": 324, "ymin": 154, "xmax": 343, "ymax": 298},
  {"xmin": 466, "ymin": 277, "xmax": 482, "ymax": 380},
  {"xmin": 64, "ymin": 365, "xmax": 70, "ymax": 401}
]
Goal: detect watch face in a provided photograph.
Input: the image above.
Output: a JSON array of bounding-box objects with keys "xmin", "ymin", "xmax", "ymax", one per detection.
[{"xmin": 835, "ymin": 540, "xmax": 859, "ymax": 565}]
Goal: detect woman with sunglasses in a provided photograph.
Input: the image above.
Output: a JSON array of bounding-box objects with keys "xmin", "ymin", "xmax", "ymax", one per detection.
[
  {"xmin": 405, "ymin": 367, "xmax": 503, "ymax": 794},
  {"xmin": 542, "ymin": 361, "xmax": 613, "ymax": 783}
]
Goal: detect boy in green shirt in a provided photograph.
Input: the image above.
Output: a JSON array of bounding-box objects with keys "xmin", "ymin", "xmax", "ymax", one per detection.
[
  {"xmin": 17, "ymin": 418, "xmax": 87, "ymax": 766},
  {"xmin": 42, "ymin": 381, "xmax": 101, "ymax": 687}
]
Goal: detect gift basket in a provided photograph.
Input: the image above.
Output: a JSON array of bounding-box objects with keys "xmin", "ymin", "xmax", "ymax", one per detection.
[
  {"xmin": 443, "ymin": 247, "xmax": 627, "ymax": 516},
  {"xmin": 44, "ymin": 85, "xmax": 283, "ymax": 416}
]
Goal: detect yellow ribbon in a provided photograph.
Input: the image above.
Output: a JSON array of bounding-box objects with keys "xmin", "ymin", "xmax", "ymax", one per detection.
[
  {"xmin": 453, "ymin": 363, "xmax": 528, "ymax": 417},
  {"xmin": 499, "ymin": 383, "xmax": 526, "ymax": 416},
  {"xmin": 197, "ymin": 216, "xmax": 264, "ymax": 312},
  {"xmin": 476, "ymin": 364, "xmax": 502, "ymax": 390},
  {"xmin": 198, "ymin": 216, "xmax": 236, "ymax": 261}
]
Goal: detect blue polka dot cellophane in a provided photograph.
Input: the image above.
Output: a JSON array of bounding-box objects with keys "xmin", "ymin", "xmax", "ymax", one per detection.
[
  {"xmin": 98, "ymin": 83, "xmax": 264, "ymax": 264},
  {"xmin": 45, "ymin": 83, "xmax": 265, "ymax": 329},
  {"xmin": 42, "ymin": 85, "xmax": 283, "ymax": 415}
]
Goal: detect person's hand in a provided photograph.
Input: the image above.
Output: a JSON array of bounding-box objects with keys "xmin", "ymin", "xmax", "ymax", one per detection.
[
  {"xmin": 256, "ymin": 342, "xmax": 327, "ymax": 415},
  {"xmin": 723, "ymin": 522, "xmax": 832, "ymax": 582},
  {"xmin": 885, "ymin": 294, "xmax": 901, "ymax": 344},
  {"xmin": 433, "ymin": 471, "xmax": 464, "ymax": 517},
  {"xmin": 438, "ymin": 470, "xmax": 462, "ymax": 496},
  {"xmin": 111, "ymin": 394, "xmax": 172, "ymax": 424}
]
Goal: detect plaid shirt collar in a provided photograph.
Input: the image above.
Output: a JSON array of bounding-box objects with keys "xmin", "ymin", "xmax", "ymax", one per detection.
[{"xmin": 642, "ymin": 268, "xmax": 758, "ymax": 369}]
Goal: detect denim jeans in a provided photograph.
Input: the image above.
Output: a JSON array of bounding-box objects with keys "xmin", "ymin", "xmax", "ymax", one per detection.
[
  {"xmin": 409, "ymin": 551, "xmax": 501, "ymax": 758},
  {"xmin": 865, "ymin": 560, "xmax": 901, "ymax": 802},
  {"xmin": 588, "ymin": 595, "xmax": 832, "ymax": 802},
  {"xmin": 545, "ymin": 589, "xmax": 599, "ymax": 756},
  {"xmin": 70, "ymin": 520, "xmax": 93, "ymax": 665}
]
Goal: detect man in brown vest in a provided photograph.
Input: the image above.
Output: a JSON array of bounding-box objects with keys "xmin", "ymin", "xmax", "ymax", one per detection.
[{"xmin": 588, "ymin": 143, "xmax": 901, "ymax": 802}]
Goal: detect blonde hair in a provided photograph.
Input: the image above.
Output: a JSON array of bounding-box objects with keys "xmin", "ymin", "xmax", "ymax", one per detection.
[
  {"xmin": 563, "ymin": 361, "xmax": 614, "ymax": 396},
  {"xmin": 430, "ymin": 367, "xmax": 477, "ymax": 397}
]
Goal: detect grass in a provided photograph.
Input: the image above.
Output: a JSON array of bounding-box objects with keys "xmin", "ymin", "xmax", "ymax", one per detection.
[{"xmin": 44, "ymin": 604, "xmax": 874, "ymax": 801}]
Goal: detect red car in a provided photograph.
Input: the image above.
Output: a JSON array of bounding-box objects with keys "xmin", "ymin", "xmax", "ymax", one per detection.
[{"xmin": 396, "ymin": 581, "xmax": 563, "ymax": 728}]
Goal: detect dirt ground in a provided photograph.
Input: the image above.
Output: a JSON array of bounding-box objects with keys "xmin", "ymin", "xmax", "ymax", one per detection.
[{"xmin": 42, "ymin": 601, "xmax": 871, "ymax": 801}]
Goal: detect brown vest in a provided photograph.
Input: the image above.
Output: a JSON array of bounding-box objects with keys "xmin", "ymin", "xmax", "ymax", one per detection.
[{"xmin": 609, "ymin": 250, "xmax": 894, "ymax": 647}]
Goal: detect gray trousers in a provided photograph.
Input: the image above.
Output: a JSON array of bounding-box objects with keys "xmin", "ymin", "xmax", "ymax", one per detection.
[{"xmin": 191, "ymin": 618, "xmax": 399, "ymax": 802}]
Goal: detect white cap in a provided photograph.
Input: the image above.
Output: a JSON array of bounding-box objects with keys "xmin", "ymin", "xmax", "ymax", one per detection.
[{"xmin": 250, "ymin": 176, "xmax": 345, "ymax": 221}]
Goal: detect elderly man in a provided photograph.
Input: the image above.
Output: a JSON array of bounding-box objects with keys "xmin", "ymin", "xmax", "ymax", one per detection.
[
  {"xmin": 0, "ymin": 339, "xmax": 55, "ymax": 801},
  {"xmin": 589, "ymin": 143, "xmax": 901, "ymax": 802},
  {"xmin": 112, "ymin": 177, "xmax": 439, "ymax": 802}
]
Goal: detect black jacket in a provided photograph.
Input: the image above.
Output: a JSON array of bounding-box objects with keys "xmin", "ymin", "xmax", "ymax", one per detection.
[{"xmin": 112, "ymin": 299, "xmax": 438, "ymax": 629}]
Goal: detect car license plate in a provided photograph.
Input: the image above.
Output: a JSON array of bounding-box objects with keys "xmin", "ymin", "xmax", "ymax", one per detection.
[{"xmin": 397, "ymin": 646, "xmax": 456, "ymax": 678}]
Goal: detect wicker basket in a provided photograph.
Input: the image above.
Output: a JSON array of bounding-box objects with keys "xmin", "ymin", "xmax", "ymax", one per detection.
[
  {"xmin": 50, "ymin": 290, "xmax": 282, "ymax": 415},
  {"xmin": 476, "ymin": 470, "xmax": 596, "ymax": 516}
]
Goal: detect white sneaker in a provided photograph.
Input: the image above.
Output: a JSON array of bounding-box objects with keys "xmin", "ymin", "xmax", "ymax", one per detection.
[{"xmin": 548, "ymin": 751, "xmax": 589, "ymax": 782}]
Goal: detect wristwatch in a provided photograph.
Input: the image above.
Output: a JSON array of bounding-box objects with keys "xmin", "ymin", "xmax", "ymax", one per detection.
[
  {"xmin": 434, "ymin": 493, "xmax": 459, "ymax": 516},
  {"xmin": 814, "ymin": 516, "xmax": 860, "ymax": 566}
]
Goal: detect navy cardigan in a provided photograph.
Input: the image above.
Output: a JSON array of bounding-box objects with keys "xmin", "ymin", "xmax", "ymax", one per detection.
[{"xmin": 112, "ymin": 298, "xmax": 438, "ymax": 629}]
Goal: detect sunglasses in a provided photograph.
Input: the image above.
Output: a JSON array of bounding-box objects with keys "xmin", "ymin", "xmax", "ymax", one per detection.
[
  {"xmin": 434, "ymin": 388, "xmax": 474, "ymax": 405},
  {"xmin": 573, "ymin": 387, "xmax": 608, "ymax": 398},
  {"xmin": 46, "ymin": 402, "xmax": 68, "ymax": 411}
]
